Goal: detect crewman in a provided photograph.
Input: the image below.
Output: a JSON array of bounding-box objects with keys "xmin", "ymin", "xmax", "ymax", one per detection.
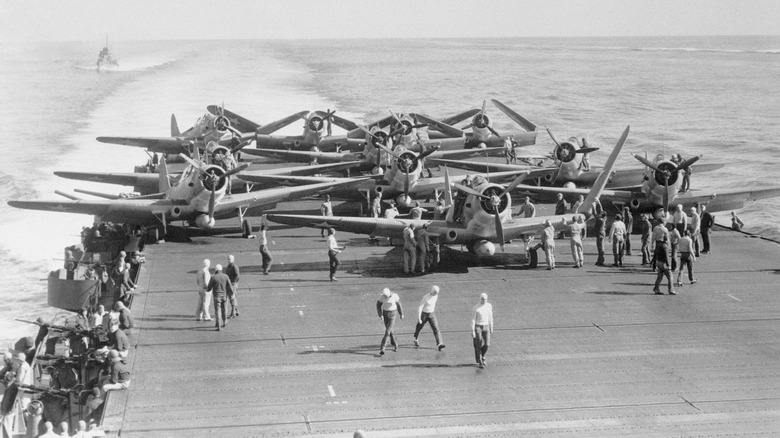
[
  {"xmin": 403, "ymin": 223, "xmax": 417, "ymax": 274},
  {"xmin": 416, "ymin": 223, "xmax": 430, "ymax": 274}
]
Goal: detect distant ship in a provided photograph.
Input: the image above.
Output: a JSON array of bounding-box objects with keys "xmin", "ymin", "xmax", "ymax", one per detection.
[{"xmin": 96, "ymin": 36, "xmax": 119, "ymax": 72}]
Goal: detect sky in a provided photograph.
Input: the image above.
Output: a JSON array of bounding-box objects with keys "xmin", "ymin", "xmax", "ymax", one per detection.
[{"xmin": 1, "ymin": 0, "xmax": 778, "ymax": 42}]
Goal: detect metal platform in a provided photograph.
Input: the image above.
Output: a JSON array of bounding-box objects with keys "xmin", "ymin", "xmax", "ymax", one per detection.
[{"xmin": 103, "ymin": 204, "xmax": 780, "ymax": 437}]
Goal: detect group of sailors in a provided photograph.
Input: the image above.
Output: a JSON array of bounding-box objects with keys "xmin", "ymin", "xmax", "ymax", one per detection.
[{"xmin": 1, "ymin": 247, "xmax": 140, "ymax": 436}]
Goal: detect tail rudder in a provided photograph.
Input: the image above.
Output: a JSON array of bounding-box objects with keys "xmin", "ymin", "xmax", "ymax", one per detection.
[
  {"xmin": 159, "ymin": 155, "xmax": 171, "ymax": 193},
  {"xmin": 171, "ymin": 114, "xmax": 181, "ymax": 137},
  {"xmin": 579, "ymin": 125, "xmax": 630, "ymax": 217}
]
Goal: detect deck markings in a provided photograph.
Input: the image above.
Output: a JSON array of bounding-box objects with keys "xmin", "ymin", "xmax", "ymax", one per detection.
[
  {"xmin": 280, "ymin": 333, "xmax": 287, "ymax": 346},
  {"xmin": 327, "ymin": 385, "xmax": 336, "ymax": 397},
  {"xmin": 299, "ymin": 310, "xmax": 304, "ymax": 317},
  {"xmin": 727, "ymin": 294, "xmax": 742, "ymax": 302}
]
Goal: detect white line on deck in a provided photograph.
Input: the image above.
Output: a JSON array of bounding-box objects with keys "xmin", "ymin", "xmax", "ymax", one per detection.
[
  {"xmin": 299, "ymin": 310, "xmax": 304, "ymax": 317},
  {"xmin": 727, "ymin": 294, "xmax": 742, "ymax": 301},
  {"xmin": 327, "ymin": 385, "xmax": 336, "ymax": 397},
  {"xmin": 289, "ymin": 287, "xmax": 294, "ymax": 291}
]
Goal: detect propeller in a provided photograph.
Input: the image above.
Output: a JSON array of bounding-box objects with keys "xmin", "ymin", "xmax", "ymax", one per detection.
[
  {"xmin": 179, "ymin": 153, "xmax": 249, "ymax": 191},
  {"xmin": 387, "ymin": 110, "xmax": 427, "ymax": 138},
  {"xmin": 633, "ymin": 154, "xmax": 700, "ymax": 213}
]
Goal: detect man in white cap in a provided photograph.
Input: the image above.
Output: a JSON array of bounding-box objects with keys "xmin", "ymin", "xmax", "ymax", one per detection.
[
  {"xmin": 195, "ymin": 259, "xmax": 212, "ymax": 321},
  {"xmin": 413, "ymin": 285, "xmax": 445, "ymax": 350},
  {"xmin": 207, "ymin": 264, "xmax": 234, "ymax": 331},
  {"xmin": 376, "ymin": 288, "xmax": 404, "ymax": 355},
  {"xmin": 471, "ymin": 293, "xmax": 493, "ymax": 368}
]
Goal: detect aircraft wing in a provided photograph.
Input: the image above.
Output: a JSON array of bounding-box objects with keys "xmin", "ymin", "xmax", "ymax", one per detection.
[
  {"xmin": 54, "ymin": 171, "xmax": 162, "ymax": 190},
  {"xmin": 511, "ymin": 184, "xmax": 638, "ymax": 202},
  {"xmin": 214, "ymin": 179, "xmax": 372, "ymax": 214},
  {"xmin": 415, "ymin": 114, "xmax": 465, "ymax": 138},
  {"xmin": 316, "ymin": 136, "xmax": 367, "ymax": 151},
  {"xmin": 207, "ymin": 105, "xmax": 262, "ymax": 132},
  {"xmin": 429, "ymin": 148, "xmax": 507, "ymax": 160},
  {"xmin": 330, "ymin": 114, "xmax": 360, "ymax": 131},
  {"xmin": 266, "ymin": 213, "xmax": 569, "ymax": 245},
  {"xmin": 256, "ymin": 111, "xmax": 310, "ymax": 135},
  {"xmin": 96, "ymin": 136, "xmax": 192, "ymax": 154},
  {"xmin": 671, "ymin": 186, "xmax": 780, "ymax": 213},
  {"xmin": 6, "ymin": 198, "xmax": 185, "ymax": 225},
  {"xmin": 427, "ymin": 159, "xmax": 558, "ymax": 181},
  {"xmin": 261, "ymin": 161, "xmax": 365, "ymax": 176},
  {"xmin": 440, "ymin": 109, "xmax": 480, "ymax": 126},
  {"xmin": 242, "ymin": 147, "xmax": 364, "ymax": 165}
]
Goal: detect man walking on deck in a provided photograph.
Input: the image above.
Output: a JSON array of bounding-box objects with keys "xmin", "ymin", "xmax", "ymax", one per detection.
[
  {"xmin": 226, "ymin": 255, "xmax": 240, "ymax": 318},
  {"xmin": 471, "ymin": 293, "xmax": 494, "ymax": 368},
  {"xmin": 377, "ymin": 288, "xmax": 404, "ymax": 355},
  {"xmin": 413, "ymin": 285, "xmax": 445, "ymax": 350},
  {"xmin": 403, "ymin": 223, "xmax": 417, "ymax": 274}
]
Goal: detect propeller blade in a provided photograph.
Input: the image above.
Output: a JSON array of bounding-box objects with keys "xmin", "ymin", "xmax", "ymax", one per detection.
[
  {"xmin": 404, "ymin": 172, "xmax": 410, "ymax": 195},
  {"xmin": 481, "ymin": 100, "xmax": 486, "ymax": 117},
  {"xmin": 415, "ymin": 143, "xmax": 441, "ymax": 162},
  {"xmin": 220, "ymin": 163, "xmax": 249, "ymax": 180},
  {"xmin": 546, "ymin": 127, "xmax": 562, "ymax": 147},
  {"xmin": 487, "ymin": 126, "xmax": 501, "ymax": 138},
  {"xmin": 461, "ymin": 123, "xmax": 474, "ymax": 130},
  {"xmin": 208, "ymin": 190, "xmax": 216, "ymax": 221},
  {"xmin": 663, "ymin": 175, "xmax": 670, "ymax": 214},
  {"xmin": 675, "ymin": 155, "xmax": 701, "ymax": 173},
  {"xmin": 499, "ymin": 171, "xmax": 530, "ymax": 197},
  {"xmin": 179, "ymin": 153, "xmax": 206, "ymax": 172},
  {"xmin": 494, "ymin": 210, "xmax": 505, "ymax": 251},
  {"xmin": 633, "ymin": 154, "xmax": 663, "ymax": 173},
  {"xmin": 388, "ymin": 109, "xmax": 403, "ymax": 125},
  {"xmin": 388, "ymin": 126, "xmax": 406, "ymax": 138},
  {"xmin": 575, "ymin": 147, "xmax": 599, "ymax": 154}
]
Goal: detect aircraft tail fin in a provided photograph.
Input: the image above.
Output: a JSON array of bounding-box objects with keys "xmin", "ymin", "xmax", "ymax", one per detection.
[
  {"xmin": 444, "ymin": 166, "xmax": 455, "ymax": 223},
  {"xmin": 171, "ymin": 114, "xmax": 181, "ymax": 137},
  {"xmin": 159, "ymin": 155, "xmax": 172, "ymax": 193},
  {"xmin": 578, "ymin": 125, "xmax": 630, "ymax": 217}
]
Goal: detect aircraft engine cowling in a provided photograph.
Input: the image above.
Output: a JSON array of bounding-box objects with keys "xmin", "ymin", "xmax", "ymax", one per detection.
[
  {"xmin": 653, "ymin": 161, "xmax": 680, "ymax": 186},
  {"xmin": 563, "ymin": 181, "xmax": 576, "ymax": 190},
  {"xmin": 374, "ymin": 186, "xmax": 384, "ymax": 197},
  {"xmin": 554, "ymin": 142, "xmax": 578, "ymax": 163},
  {"xmin": 369, "ymin": 130, "xmax": 390, "ymax": 149},
  {"xmin": 396, "ymin": 151, "xmax": 420, "ymax": 175},
  {"xmin": 476, "ymin": 142, "xmax": 487, "ymax": 149},
  {"xmin": 194, "ymin": 214, "xmax": 216, "ymax": 229},
  {"xmin": 308, "ymin": 116, "xmax": 324, "ymax": 132},
  {"xmin": 170, "ymin": 206, "xmax": 183, "ymax": 219},
  {"xmin": 629, "ymin": 198, "xmax": 642, "ymax": 210},
  {"xmin": 201, "ymin": 165, "xmax": 227, "ymax": 192},
  {"xmin": 472, "ymin": 113, "xmax": 491, "ymax": 129},
  {"xmin": 215, "ymin": 116, "xmax": 230, "ymax": 132},
  {"xmin": 476, "ymin": 185, "xmax": 511, "ymax": 217},
  {"xmin": 471, "ymin": 240, "xmax": 496, "ymax": 256}
]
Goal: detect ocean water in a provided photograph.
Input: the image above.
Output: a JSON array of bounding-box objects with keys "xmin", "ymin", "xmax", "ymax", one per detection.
[{"xmin": 1, "ymin": 36, "xmax": 778, "ymax": 345}]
